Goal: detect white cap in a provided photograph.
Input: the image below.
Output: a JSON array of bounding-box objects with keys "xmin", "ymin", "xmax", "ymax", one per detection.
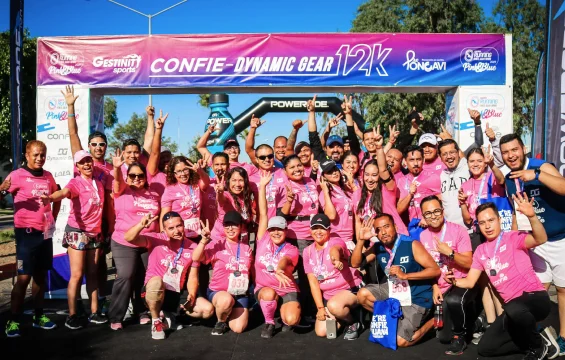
[{"xmin": 418, "ymin": 133, "xmax": 439, "ymax": 146}]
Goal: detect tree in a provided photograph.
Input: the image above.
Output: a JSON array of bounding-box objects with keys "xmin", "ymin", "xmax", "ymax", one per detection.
[
  {"xmin": 186, "ymin": 134, "xmax": 203, "ymax": 161},
  {"xmin": 104, "ymin": 97, "xmax": 119, "ymax": 129},
  {"xmin": 350, "ymin": 0, "xmax": 485, "ymax": 136},
  {"xmin": 0, "ymin": 30, "xmax": 37, "ymax": 160},
  {"xmin": 106, "ymin": 112, "xmax": 178, "ymax": 156}
]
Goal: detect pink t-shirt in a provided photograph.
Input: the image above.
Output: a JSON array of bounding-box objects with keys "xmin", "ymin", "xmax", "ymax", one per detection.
[
  {"xmin": 142, "ymin": 233, "xmax": 199, "ymax": 291},
  {"xmin": 420, "ymin": 221, "xmax": 472, "ymax": 293},
  {"xmin": 249, "ymin": 168, "xmax": 286, "ymax": 219},
  {"xmin": 461, "ymin": 172, "xmax": 506, "ymax": 222},
  {"xmin": 161, "ymin": 182, "xmax": 202, "ymax": 238},
  {"xmin": 423, "ymin": 156, "xmax": 446, "ymax": 175},
  {"xmin": 211, "ymin": 191, "xmax": 254, "ymax": 243},
  {"xmin": 200, "ymin": 178, "xmax": 219, "ymax": 231},
  {"xmin": 303, "ymin": 166, "xmax": 312, "ymax": 178},
  {"xmin": 318, "ymin": 186, "xmax": 354, "ymax": 242},
  {"xmin": 73, "ymin": 160, "xmax": 113, "ymax": 191},
  {"xmin": 147, "ymin": 171, "xmax": 167, "ymax": 197},
  {"xmin": 65, "ymin": 176, "xmax": 105, "ymax": 235},
  {"xmin": 112, "ymin": 187, "xmax": 160, "ymax": 247},
  {"xmin": 254, "ymin": 234, "xmax": 299, "ymax": 296},
  {"xmin": 230, "ymin": 161, "xmax": 259, "ymax": 178},
  {"xmin": 303, "ymin": 238, "xmax": 362, "ymax": 300},
  {"xmin": 399, "ymin": 170, "xmax": 441, "ymax": 220},
  {"xmin": 8, "ymin": 168, "xmax": 58, "ymax": 231},
  {"xmin": 471, "ymin": 231, "xmax": 545, "ymax": 303},
  {"xmin": 204, "ymin": 239, "xmax": 254, "ymax": 292},
  {"xmin": 353, "ymin": 186, "xmax": 408, "ymax": 236},
  {"xmin": 281, "ymin": 177, "xmax": 319, "ymax": 240}
]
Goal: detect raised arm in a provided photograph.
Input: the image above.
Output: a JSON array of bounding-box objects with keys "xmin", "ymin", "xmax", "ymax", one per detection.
[
  {"xmin": 513, "ymin": 192, "xmax": 548, "ymax": 249},
  {"xmin": 485, "ymin": 123, "xmax": 504, "ymax": 167},
  {"xmin": 142, "ymin": 106, "xmax": 155, "ymax": 158},
  {"xmin": 306, "ymin": 95, "xmax": 324, "ymax": 160},
  {"xmin": 124, "ymin": 214, "xmax": 158, "ymax": 247},
  {"xmin": 484, "ymin": 145, "xmax": 505, "ymax": 186},
  {"xmin": 286, "ymin": 120, "xmax": 306, "ymax": 156},
  {"xmin": 458, "ymin": 189, "xmax": 473, "ymax": 228},
  {"xmin": 112, "ymin": 149, "xmax": 127, "ymax": 196},
  {"xmin": 61, "ymin": 85, "xmax": 83, "ymax": 155},
  {"xmin": 193, "ymin": 158, "xmax": 210, "ymax": 191},
  {"xmin": 192, "ymin": 220, "xmax": 211, "ymax": 262},
  {"xmin": 256, "ymin": 171, "xmax": 273, "ymax": 240},
  {"xmin": 384, "ymin": 125, "xmax": 400, "ymax": 154},
  {"xmin": 146, "ymin": 110, "xmax": 168, "ymax": 176},
  {"xmin": 510, "ymin": 162, "xmax": 565, "ymax": 197},
  {"xmin": 197, "ymin": 123, "xmax": 215, "ymax": 160},
  {"xmin": 342, "ymin": 95, "xmax": 361, "ymax": 156},
  {"xmin": 374, "ymin": 126, "xmax": 394, "ymax": 191},
  {"xmin": 245, "ymin": 114, "xmax": 264, "ymax": 166},
  {"xmin": 320, "ymin": 179, "xmax": 337, "ymax": 221}
]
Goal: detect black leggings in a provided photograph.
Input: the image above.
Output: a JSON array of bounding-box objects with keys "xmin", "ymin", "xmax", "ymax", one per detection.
[
  {"xmin": 287, "ymin": 239, "xmax": 313, "ymax": 317},
  {"xmin": 437, "ymin": 285, "xmax": 480, "ymax": 343},
  {"xmin": 478, "ymin": 291, "xmax": 551, "ymax": 356}
]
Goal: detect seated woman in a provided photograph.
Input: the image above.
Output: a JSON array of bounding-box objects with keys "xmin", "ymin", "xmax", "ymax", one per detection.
[
  {"xmin": 304, "ymin": 214, "xmax": 363, "ymax": 340},
  {"xmin": 254, "ymin": 172, "xmax": 301, "ymax": 339},
  {"xmin": 193, "ymin": 211, "xmax": 253, "ymax": 335}
]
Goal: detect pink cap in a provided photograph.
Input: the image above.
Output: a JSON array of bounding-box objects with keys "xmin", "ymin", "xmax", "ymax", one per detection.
[{"xmin": 74, "ymin": 149, "xmax": 92, "ymax": 164}]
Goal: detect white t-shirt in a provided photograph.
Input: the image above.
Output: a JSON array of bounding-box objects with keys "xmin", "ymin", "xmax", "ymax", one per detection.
[{"xmin": 440, "ymin": 158, "xmax": 470, "ymax": 228}]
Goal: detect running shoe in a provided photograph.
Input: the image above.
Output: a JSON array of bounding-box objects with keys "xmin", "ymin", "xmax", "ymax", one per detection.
[
  {"xmin": 522, "ymin": 344, "xmax": 548, "ymax": 360},
  {"xmin": 281, "ymin": 324, "xmax": 293, "ymax": 333},
  {"xmin": 343, "ymin": 322, "xmax": 361, "ymax": 340},
  {"xmin": 65, "ymin": 315, "xmax": 83, "ymax": 330},
  {"xmin": 151, "ymin": 319, "xmax": 165, "ymax": 340},
  {"xmin": 540, "ymin": 326, "xmax": 559, "ymax": 360},
  {"xmin": 33, "ymin": 315, "xmax": 57, "ymax": 330},
  {"xmin": 99, "ymin": 298, "xmax": 110, "ymax": 316},
  {"xmin": 110, "ymin": 322, "xmax": 123, "ymax": 331},
  {"xmin": 472, "ymin": 323, "xmax": 490, "ymax": 345},
  {"xmin": 445, "ymin": 335, "xmax": 467, "ymax": 355},
  {"xmin": 261, "ymin": 323, "xmax": 275, "ymax": 339},
  {"xmin": 557, "ymin": 336, "xmax": 565, "ymax": 356},
  {"xmin": 139, "ymin": 311, "xmax": 151, "ymax": 325},
  {"xmin": 5, "ymin": 320, "xmax": 21, "ymax": 338},
  {"xmin": 211, "ymin": 321, "xmax": 229, "ymax": 336},
  {"xmin": 88, "ymin": 313, "xmax": 108, "ymax": 325}
]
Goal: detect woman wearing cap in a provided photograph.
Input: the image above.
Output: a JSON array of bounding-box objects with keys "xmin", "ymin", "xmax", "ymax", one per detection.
[
  {"xmin": 304, "ymin": 214, "xmax": 363, "ymax": 340},
  {"xmin": 254, "ymin": 172, "xmax": 301, "ymax": 338},
  {"xmin": 41, "ymin": 150, "xmax": 107, "ymax": 329},
  {"xmin": 193, "ymin": 210, "xmax": 254, "ymax": 335},
  {"xmin": 160, "ymin": 156, "xmax": 209, "ymax": 237},
  {"xmin": 212, "ymin": 167, "xmax": 255, "ymax": 244},
  {"xmin": 108, "ymin": 150, "xmax": 160, "ymax": 330}
]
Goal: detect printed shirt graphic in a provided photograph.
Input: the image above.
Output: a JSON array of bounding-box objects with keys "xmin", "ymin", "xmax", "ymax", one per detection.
[
  {"xmin": 112, "ymin": 187, "xmax": 160, "ymax": 247},
  {"xmin": 161, "ymin": 182, "xmax": 202, "ymax": 238},
  {"xmin": 399, "ymin": 170, "xmax": 441, "ymax": 220},
  {"xmin": 423, "ymin": 156, "xmax": 447, "ymax": 175},
  {"xmin": 249, "ymin": 168, "xmax": 286, "ymax": 219},
  {"xmin": 200, "ymin": 177, "xmax": 219, "ymax": 232},
  {"xmin": 65, "ymin": 176, "xmax": 105, "ymax": 234},
  {"xmin": 204, "ymin": 239, "xmax": 253, "ymax": 292},
  {"xmin": 353, "ymin": 185, "xmax": 408, "ymax": 236},
  {"xmin": 281, "ymin": 177, "xmax": 319, "ymax": 240},
  {"xmin": 461, "ymin": 171, "xmax": 505, "ymax": 223},
  {"xmin": 318, "ymin": 186, "xmax": 354, "ymax": 241},
  {"xmin": 254, "ymin": 234, "xmax": 299, "ymax": 296}
]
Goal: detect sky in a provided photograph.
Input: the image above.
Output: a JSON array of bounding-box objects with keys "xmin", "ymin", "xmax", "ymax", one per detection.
[{"xmin": 0, "ymin": 0, "xmax": 499, "ymax": 158}]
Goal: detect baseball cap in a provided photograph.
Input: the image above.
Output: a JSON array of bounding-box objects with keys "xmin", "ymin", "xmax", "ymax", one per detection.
[
  {"xmin": 418, "ymin": 133, "xmax": 438, "ymax": 146},
  {"xmin": 294, "ymin": 141, "xmax": 311, "ymax": 154},
  {"xmin": 223, "ymin": 139, "xmax": 239, "ymax": 150},
  {"xmin": 267, "ymin": 216, "xmax": 287, "ymax": 230},
  {"xmin": 223, "ymin": 211, "xmax": 243, "ymax": 225},
  {"xmin": 160, "ymin": 146, "xmax": 171, "ymax": 154},
  {"xmin": 73, "ymin": 150, "xmax": 92, "ymax": 164},
  {"xmin": 310, "ymin": 214, "xmax": 331, "ymax": 229},
  {"xmin": 320, "ymin": 159, "xmax": 338, "ymax": 173},
  {"xmin": 342, "ymin": 136, "xmax": 350, "ymax": 145},
  {"xmin": 327, "ymin": 135, "xmax": 344, "ymax": 147}
]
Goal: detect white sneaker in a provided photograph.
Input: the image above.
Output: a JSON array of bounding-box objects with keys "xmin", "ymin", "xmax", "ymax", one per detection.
[{"xmin": 151, "ymin": 319, "xmax": 166, "ymax": 340}]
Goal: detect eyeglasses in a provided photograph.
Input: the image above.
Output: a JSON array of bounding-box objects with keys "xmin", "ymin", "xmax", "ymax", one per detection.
[
  {"xmin": 441, "ymin": 150, "xmax": 458, "ymax": 157},
  {"xmin": 89, "ymin": 142, "xmax": 107, "ymax": 148},
  {"xmin": 257, "ymin": 154, "xmax": 274, "ymax": 161},
  {"xmin": 422, "ymin": 208, "xmax": 443, "ymax": 219},
  {"xmin": 174, "ymin": 168, "xmax": 191, "ymax": 176},
  {"xmin": 128, "ymin": 173, "xmax": 145, "ymax": 180}
]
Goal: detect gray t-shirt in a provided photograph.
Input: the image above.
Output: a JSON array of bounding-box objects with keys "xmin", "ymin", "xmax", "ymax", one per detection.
[{"xmin": 440, "ymin": 158, "xmax": 470, "ymax": 228}]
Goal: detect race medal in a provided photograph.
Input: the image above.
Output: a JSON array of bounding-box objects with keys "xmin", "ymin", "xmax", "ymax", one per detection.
[
  {"xmin": 233, "ymin": 271, "xmax": 241, "ymax": 277},
  {"xmin": 170, "ymin": 267, "xmax": 178, "ymax": 274},
  {"xmin": 384, "ymin": 266, "xmax": 391, "ymax": 276},
  {"xmin": 311, "ymin": 203, "xmax": 317, "ymax": 209},
  {"xmin": 363, "ymin": 215, "xmax": 370, "ymax": 222},
  {"xmin": 267, "ymin": 196, "xmax": 275, "ymax": 202},
  {"xmin": 437, "ymin": 261, "xmax": 443, "ymax": 268},
  {"xmin": 266, "ymin": 265, "xmax": 275, "ymax": 272},
  {"xmin": 317, "ymin": 275, "xmax": 325, "ymax": 281},
  {"xmin": 191, "ymin": 208, "xmax": 198, "ymax": 214},
  {"xmin": 348, "ymin": 211, "xmax": 353, "ymax": 217},
  {"xmin": 163, "ymin": 264, "xmax": 183, "ymax": 292},
  {"xmin": 489, "ymin": 269, "xmax": 497, "ymax": 276}
]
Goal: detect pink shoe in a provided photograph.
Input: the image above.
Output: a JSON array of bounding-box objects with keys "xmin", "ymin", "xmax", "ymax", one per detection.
[
  {"xmin": 110, "ymin": 322, "xmax": 123, "ymax": 330},
  {"xmin": 139, "ymin": 312, "xmax": 151, "ymax": 325}
]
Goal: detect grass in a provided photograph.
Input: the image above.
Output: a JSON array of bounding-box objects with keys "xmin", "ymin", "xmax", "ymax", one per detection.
[{"xmin": 0, "ymin": 229, "xmax": 14, "ymax": 244}]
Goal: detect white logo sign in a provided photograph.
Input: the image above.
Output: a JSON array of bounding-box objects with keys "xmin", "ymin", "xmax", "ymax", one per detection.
[
  {"xmin": 92, "ymin": 54, "xmax": 142, "ymax": 74},
  {"xmin": 47, "ymin": 51, "xmax": 84, "ymax": 76},
  {"xmin": 460, "ymin": 47, "xmax": 499, "ymax": 73},
  {"xmin": 402, "ymin": 50, "xmax": 446, "ymax": 72}
]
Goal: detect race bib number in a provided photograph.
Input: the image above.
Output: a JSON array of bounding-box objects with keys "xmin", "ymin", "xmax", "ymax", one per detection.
[
  {"xmin": 184, "ymin": 218, "xmax": 200, "ymax": 236},
  {"xmin": 44, "ymin": 213, "xmax": 56, "ymax": 240},
  {"xmin": 163, "ymin": 264, "xmax": 184, "ymax": 293},
  {"xmin": 228, "ymin": 273, "xmax": 249, "ymax": 296},
  {"xmin": 388, "ymin": 279, "xmax": 412, "ymax": 306}
]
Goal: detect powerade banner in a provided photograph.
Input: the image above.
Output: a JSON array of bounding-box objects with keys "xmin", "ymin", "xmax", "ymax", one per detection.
[
  {"xmin": 545, "ymin": 0, "xmax": 565, "ymax": 174},
  {"xmin": 37, "ymin": 33, "xmax": 507, "ymax": 88},
  {"xmin": 10, "ymin": 0, "xmax": 24, "ymax": 169}
]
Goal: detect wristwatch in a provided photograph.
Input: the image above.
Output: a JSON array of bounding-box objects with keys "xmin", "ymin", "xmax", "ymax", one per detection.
[
  {"xmin": 534, "ymin": 168, "xmax": 540, "ymax": 181},
  {"xmin": 449, "ymin": 251, "xmax": 455, "ymax": 260}
]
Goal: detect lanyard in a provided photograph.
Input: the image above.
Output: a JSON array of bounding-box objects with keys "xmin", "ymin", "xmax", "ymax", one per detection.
[
  {"xmin": 314, "ymin": 246, "xmax": 326, "ymax": 278},
  {"xmin": 474, "ymin": 173, "xmax": 488, "ymax": 202},
  {"xmin": 80, "ymin": 176, "xmax": 100, "ymax": 202},
  {"xmin": 438, "ymin": 223, "xmax": 447, "ymax": 243},
  {"xmin": 273, "ymin": 242, "xmax": 286, "ymax": 258},
  {"xmin": 171, "ymin": 240, "xmax": 185, "ymax": 270},
  {"xmin": 226, "ymin": 240, "xmax": 241, "ymax": 272},
  {"xmin": 363, "ymin": 193, "xmax": 374, "ymax": 218},
  {"xmin": 179, "ymin": 183, "xmax": 197, "ymax": 208},
  {"xmin": 385, "ymin": 235, "xmax": 402, "ymax": 270},
  {"xmin": 303, "ymin": 179, "xmax": 316, "ymax": 204},
  {"xmin": 489, "ymin": 233, "xmax": 503, "ymax": 260},
  {"xmin": 514, "ymin": 178, "xmax": 524, "ymax": 193}
]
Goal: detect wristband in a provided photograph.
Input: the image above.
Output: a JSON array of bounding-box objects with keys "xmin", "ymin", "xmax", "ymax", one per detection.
[
  {"xmin": 534, "ymin": 168, "xmax": 540, "ymax": 181},
  {"xmin": 381, "ymin": 176, "xmax": 392, "ymax": 184},
  {"xmin": 68, "ymin": 113, "xmax": 75, "ymax": 117}
]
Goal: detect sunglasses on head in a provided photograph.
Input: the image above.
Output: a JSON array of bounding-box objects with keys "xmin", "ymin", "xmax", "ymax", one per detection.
[
  {"xmin": 163, "ymin": 211, "xmax": 181, "ymax": 222},
  {"xmin": 257, "ymin": 154, "xmax": 274, "ymax": 161},
  {"xmin": 128, "ymin": 173, "xmax": 145, "ymax": 180},
  {"xmin": 89, "ymin": 142, "xmax": 107, "ymax": 148}
]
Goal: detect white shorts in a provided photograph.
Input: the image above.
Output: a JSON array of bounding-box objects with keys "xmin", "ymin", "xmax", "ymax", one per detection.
[{"xmin": 529, "ymin": 239, "xmax": 565, "ymax": 287}]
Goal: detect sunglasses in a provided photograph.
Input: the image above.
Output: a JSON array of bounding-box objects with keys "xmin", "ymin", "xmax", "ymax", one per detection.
[
  {"xmin": 163, "ymin": 211, "xmax": 181, "ymax": 222},
  {"xmin": 89, "ymin": 142, "xmax": 107, "ymax": 147},
  {"xmin": 257, "ymin": 154, "xmax": 274, "ymax": 161},
  {"xmin": 128, "ymin": 173, "xmax": 145, "ymax": 180}
]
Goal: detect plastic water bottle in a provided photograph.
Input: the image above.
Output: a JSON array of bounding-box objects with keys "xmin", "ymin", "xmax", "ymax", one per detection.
[
  {"xmin": 205, "ymin": 93, "xmax": 236, "ymax": 146},
  {"xmin": 434, "ymin": 304, "xmax": 444, "ymax": 329}
]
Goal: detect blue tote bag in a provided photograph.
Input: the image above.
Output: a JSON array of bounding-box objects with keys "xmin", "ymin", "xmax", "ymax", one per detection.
[
  {"xmin": 369, "ymin": 298, "xmax": 403, "ymax": 350},
  {"xmin": 479, "ymin": 174, "xmax": 513, "ymax": 232}
]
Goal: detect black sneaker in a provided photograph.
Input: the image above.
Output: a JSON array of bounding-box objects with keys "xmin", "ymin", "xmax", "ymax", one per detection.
[
  {"xmin": 445, "ymin": 335, "xmax": 467, "ymax": 355},
  {"xmin": 65, "ymin": 315, "xmax": 84, "ymax": 330},
  {"xmin": 472, "ymin": 323, "xmax": 490, "ymax": 345},
  {"xmin": 540, "ymin": 326, "xmax": 559, "ymax": 360},
  {"xmin": 88, "ymin": 313, "xmax": 108, "ymax": 325},
  {"xmin": 281, "ymin": 324, "xmax": 293, "ymax": 332},
  {"xmin": 343, "ymin": 322, "xmax": 361, "ymax": 340},
  {"xmin": 211, "ymin": 321, "xmax": 228, "ymax": 336},
  {"xmin": 261, "ymin": 323, "xmax": 275, "ymax": 339},
  {"xmin": 522, "ymin": 344, "xmax": 548, "ymax": 360}
]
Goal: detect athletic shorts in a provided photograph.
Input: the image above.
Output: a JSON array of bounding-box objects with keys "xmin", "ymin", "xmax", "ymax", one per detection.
[
  {"xmin": 141, "ymin": 286, "xmax": 182, "ymax": 313},
  {"xmin": 254, "ymin": 288, "xmax": 299, "ymax": 305},
  {"xmin": 529, "ymin": 239, "xmax": 565, "ymax": 287},
  {"xmin": 15, "ymin": 227, "xmax": 53, "ymax": 275},
  {"xmin": 63, "ymin": 225, "xmax": 103, "ymax": 251},
  {"xmin": 322, "ymin": 286, "xmax": 360, "ymax": 307},
  {"xmin": 207, "ymin": 288, "xmax": 249, "ymax": 309},
  {"xmin": 364, "ymin": 283, "xmax": 432, "ymax": 342}
]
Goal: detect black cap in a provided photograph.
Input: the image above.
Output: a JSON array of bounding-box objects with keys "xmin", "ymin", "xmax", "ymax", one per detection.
[
  {"xmin": 320, "ymin": 159, "xmax": 338, "ymax": 173},
  {"xmin": 310, "ymin": 214, "xmax": 331, "ymax": 229},
  {"xmin": 223, "ymin": 211, "xmax": 243, "ymax": 226},
  {"xmin": 223, "ymin": 139, "xmax": 239, "ymax": 150},
  {"xmin": 342, "ymin": 136, "xmax": 350, "ymax": 144},
  {"xmin": 294, "ymin": 141, "xmax": 311, "ymax": 154},
  {"xmin": 88, "ymin": 131, "xmax": 107, "ymax": 143}
]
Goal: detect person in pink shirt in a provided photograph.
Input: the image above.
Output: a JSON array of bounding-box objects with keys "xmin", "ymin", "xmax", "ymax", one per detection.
[
  {"xmin": 146, "ymin": 109, "xmax": 172, "ymax": 197},
  {"xmin": 419, "ymin": 133, "xmax": 446, "ymax": 175},
  {"xmin": 2, "ymin": 140, "xmax": 60, "ymax": 337},
  {"xmin": 253, "ymin": 172, "xmax": 301, "ymax": 338},
  {"xmin": 108, "ymin": 151, "xmax": 160, "ymax": 330},
  {"xmin": 193, "ymin": 211, "xmax": 254, "ymax": 336},
  {"xmin": 304, "ymin": 214, "xmax": 363, "ymax": 340},
  {"xmin": 342, "ymin": 151, "xmax": 362, "ymax": 195},
  {"xmin": 42, "ymin": 150, "xmax": 107, "ymax": 329},
  {"xmin": 418, "ymin": 195, "xmax": 475, "ymax": 355},
  {"xmin": 123, "ymin": 212, "xmax": 214, "ymax": 340},
  {"xmin": 398, "ymin": 145, "xmax": 442, "ymax": 240},
  {"xmin": 160, "ymin": 156, "xmax": 209, "ymax": 238},
  {"xmin": 213, "ymin": 167, "xmax": 256, "ymax": 244},
  {"xmin": 295, "ymin": 141, "xmax": 313, "ymax": 178},
  {"xmin": 447, "ymin": 197, "xmax": 555, "ymax": 359},
  {"xmin": 200, "ymin": 152, "xmax": 229, "ymax": 231},
  {"xmin": 248, "ymin": 144, "xmax": 286, "ymax": 219}
]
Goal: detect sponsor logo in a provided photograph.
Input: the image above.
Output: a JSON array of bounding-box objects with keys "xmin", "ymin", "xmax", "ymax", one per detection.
[
  {"xmin": 399, "ymin": 256, "xmax": 409, "ymax": 264},
  {"xmin": 47, "ymin": 133, "xmax": 70, "ymax": 140},
  {"xmin": 47, "ymin": 51, "xmax": 84, "ymax": 76},
  {"xmin": 47, "ymin": 155, "xmax": 72, "ymax": 161},
  {"xmin": 467, "ymin": 94, "xmax": 505, "ymax": 120},
  {"xmin": 270, "ymin": 100, "xmax": 328, "ymax": 108},
  {"xmin": 37, "ymin": 123, "xmax": 56, "ymax": 133},
  {"xmin": 92, "ymin": 54, "xmax": 142, "ymax": 74},
  {"xmin": 57, "ymin": 148, "xmax": 68, "ymax": 156},
  {"xmin": 402, "ymin": 50, "xmax": 446, "ymax": 72},
  {"xmin": 53, "ymin": 170, "xmax": 71, "ymax": 177},
  {"xmin": 460, "ymin": 47, "xmax": 499, "ymax": 72}
]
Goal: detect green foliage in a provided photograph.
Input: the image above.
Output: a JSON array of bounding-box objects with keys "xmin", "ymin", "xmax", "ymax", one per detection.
[
  {"xmin": 0, "ymin": 30, "xmax": 37, "ymax": 161},
  {"xmin": 104, "ymin": 97, "xmax": 119, "ymax": 129},
  {"xmin": 187, "ymin": 134, "xmax": 203, "ymax": 162},
  {"xmin": 198, "ymin": 94, "xmax": 210, "ymax": 108}
]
